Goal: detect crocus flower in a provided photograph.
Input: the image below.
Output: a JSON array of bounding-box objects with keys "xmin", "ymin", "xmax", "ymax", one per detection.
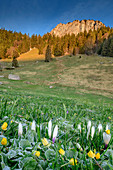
[
  {"xmin": 42, "ymin": 138, "xmax": 49, "ymax": 146},
  {"xmin": 95, "ymin": 153, "xmax": 100, "ymax": 159},
  {"xmin": 1, "ymin": 138, "xmax": 7, "ymax": 145},
  {"xmin": 59, "ymin": 148, "xmax": 65, "ymax": 155},
  {"xmin": 105, "ymin": 129, "xmax": 110, "ymax": 134},
  {"xmin": 87, "ymin": 120, "xmax": 91, "ymax": 130},
  {"xmin": 76, "ymin": 143, "xmax": 83, "ymax": 151},
  {"xmin": 52, "ymin": 125, "xmax": 58, "ymax": 143},
  {"xmin": 87, "ymin": 127, "xmax": 91, "ymax": 140},
  {"xmin": 91, "ymin": 126, "xmax": 95, "ymax": 139},
  {"xmin": 78, "ymin": 124, "xmax": 81, "ymax": 133},
  {"xmin": 48, "ymin": 120, "xmax": 52, "ymax": 138},
  {"xmin": 98, "ymin": 124, "xmax": 102, "ymax": 133},
  {"xmin": 69, "ymin": 158, "xmax": 74, "ymax": 165},
  {"xmin": 103, "ymin": 130, "xmax": 111, "ymax": 149},
  {"xmin": 69, "ymin": 158, "xmax": 77, "ymax": 165},
  {"xmin": 35, "ymin": 151, "xmax": 40, "ymax": 157},
  {"xmin": 18, "ymin": 122, "xmax": 23, "ymax": 136},
  {"xmin": 1, "ymin": 122, "xmax": 8, "ymax": 130},
  {"xmin": 87, "ymin": 150, "xmax": 95, "ymax": 158},
  {"xmin": 31, "ymin": 120, "xmax": 36, "ymax": 131},
  {"xmin": 106, "ymin": 124, "xmax": 109, "ymax": 130}
]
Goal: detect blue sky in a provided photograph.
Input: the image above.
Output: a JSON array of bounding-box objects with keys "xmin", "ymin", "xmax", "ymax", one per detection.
[{"xmin": 0, "ymin": 0, "xmax": 113, "ymax": 36}]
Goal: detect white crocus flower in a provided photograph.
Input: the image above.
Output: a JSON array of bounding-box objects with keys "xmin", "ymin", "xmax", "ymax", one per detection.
[
  {"xmin": 18, "ymin": 122, "xmax": 23, "ymax": 136},
  {"xmin": 87, "ymin": 120, "xmax": 91, "ymax": 140},
  {"xmin": 87, "ymin": 120, "xmax": 91, "ymax": 130},
  {"xmin": 103, "ymin": 131, "xmax": 111, "ymax": 148},
  {"xmin": 87, "ymin": 128, "xmax": 90, "ymax": 140},
  {"xmin": 78, "ymin": 124, "xmax": 81, "ymax": 133},
  {"xmin": 48, "ymin": 120, "xmax": 52, "ymax": 138},
  {"xmin": 106, "ymin": 124, "xmax": 109, "ymax": 130},
  {"xmin": 98, "ymin": 124, "xmax": 102, "ymax": 133},
  {"xmin": 52, "ymin": 125, "xmax": 58, "ymax": 143},
  {"xmin": 31, "ymin": 120, "xmax": 36, "ymax": 131},
  {"xmin": 76, "ymin": 143, "xmax": 83, "ymax": 151},
  {"xmin": 91, "ymin": 126, "xmax": 95, "ymax": 139}
]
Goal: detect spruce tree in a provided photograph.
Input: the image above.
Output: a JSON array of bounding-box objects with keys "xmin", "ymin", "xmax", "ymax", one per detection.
[
  {"xmin": 101, "ymin": 39, "xmax": 109, "ymax": 56},
  {"xmin": 45, "ymin": 45, "xmax": 52, "ymax": 62},
  {"xmin": 108, "ymin": 38, "xmax": 113, "ymax": 57}
]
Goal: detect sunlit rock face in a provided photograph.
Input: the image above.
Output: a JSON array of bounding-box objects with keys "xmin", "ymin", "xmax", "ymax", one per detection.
[{"xmin": 50, "ymin": 20, "xmax": 105, "ymax": 37}]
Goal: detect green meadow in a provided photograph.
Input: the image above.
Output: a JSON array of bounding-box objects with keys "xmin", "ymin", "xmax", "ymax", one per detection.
[{"xmin": 0, "ymin": 53, "xmax": 113, "ymax": 169}]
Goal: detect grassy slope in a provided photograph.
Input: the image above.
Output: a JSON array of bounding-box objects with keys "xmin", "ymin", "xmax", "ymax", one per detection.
[
  {"xmin": 18, "ymin": 48, "xmax": 45, "ymax": 61},
  {"xmin": 0, "ymin": 51, "xmax": 113, "ymax": 106}
]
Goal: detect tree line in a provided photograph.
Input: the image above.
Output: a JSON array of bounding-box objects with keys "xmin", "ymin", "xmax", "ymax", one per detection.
[{"xmin": 0, "ymin": 26, "xmax": 113, "ymax": 59}]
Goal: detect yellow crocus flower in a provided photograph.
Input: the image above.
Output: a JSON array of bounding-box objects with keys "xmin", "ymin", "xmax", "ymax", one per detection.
[
  {"xmin": 41, "ymin": 138, "xmax": 49, "ymax": 146},
  {"xmin": 1, "ymin": 122, "xmax": 8, "ymax": 130},
  {"xmin": 35, "ymin": 151, "xmax": 40, "ymax": 157},
  {"xmin": 59, "ymin": 148, "xmax": 65, "ymax": 155},
  {"xmin": 105, "ymin": 129, "xmax": 110, "ymax": 134},
  {"xmin": 69, "ymin": 158, "xmax": 77, "ymax": 165},
  {"xmin": 59, "ymin": 148, "xmax": 65, "ymax": 156},
  {"xmin": 95, "ymin": 153, "xmax": 100, "ymax": 159},
  {"xmin": 69, "ymin": 158, "xmax": 74, "ymax": 165},
  {"xmin": 87, "ymin": 150, "xmax": 95, "ymax": 158},
  {"xmin": 1, "ymin": 138, "xmax": 7, "ymax": 145}
]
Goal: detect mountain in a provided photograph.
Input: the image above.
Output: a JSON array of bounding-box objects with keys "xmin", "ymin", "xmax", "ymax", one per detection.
[{"xmin": 50, "ymin": 19, "xmax": 105, "ymax": 37}]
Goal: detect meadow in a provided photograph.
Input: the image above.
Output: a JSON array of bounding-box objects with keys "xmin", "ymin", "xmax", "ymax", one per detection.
[{"xmin": 0, "ymin": 51, "xmax": 113, "ymax": 169}]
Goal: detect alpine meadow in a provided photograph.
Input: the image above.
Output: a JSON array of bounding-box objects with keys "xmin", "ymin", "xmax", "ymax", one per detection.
[{"xmin": 0, "ymin": 3, "xmax": 113, "ymax": 169}]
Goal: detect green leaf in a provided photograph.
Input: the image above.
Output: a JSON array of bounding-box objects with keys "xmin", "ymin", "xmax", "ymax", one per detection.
[
  {"xmin": 36, "ymin": 164, "xmax": 43, "ymax": 170},
  {"xmin": 45, "ymin": 149, "xmax": 56, "ymax": 161},
  {"xmin": 22, "ymin": 157, "xmax": 37, "ymax": 170},
  {"xmin": 39, "ymin": 160, "xmax": 47, "ymax": 169},
  {"xmin": 66, "ymin": 150, "xmax": 76, "ymax": 158},
  {"xmin": 25, "ymin": 130, "xmax": 36, "ymax": 143},
  {"xmin": 3, "ymin": 166, "xmax": 10, "ymax": 170},
  {"xmin": 63, "ymin": 103, "xmax": 67, "ymax": 119},
  {"xmin": 7, "ymin": 150, "xmax": 17, "ymax": 159},
  {"xmin": 19, "ymin": 139, "xmax": 31, "ymax": 150}
]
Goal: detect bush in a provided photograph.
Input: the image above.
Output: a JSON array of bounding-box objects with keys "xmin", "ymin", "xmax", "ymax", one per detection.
[{"xmin": 12, "ymin": 57, "xmax": 19, "ymax": 67}]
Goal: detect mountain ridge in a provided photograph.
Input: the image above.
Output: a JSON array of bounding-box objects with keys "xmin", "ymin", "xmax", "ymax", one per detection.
[{"xmin": 50, "ymin": 19, "xmax": 105, "ymax": 37}]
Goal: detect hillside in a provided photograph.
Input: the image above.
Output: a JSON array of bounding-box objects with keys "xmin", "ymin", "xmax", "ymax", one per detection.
[
  {"xmin": 1, "ymin": 54, "xmax": 113, "ymax": 102},
  {"xmin": 50, "ymin": 19, "xmax": 105, "ymax": 37}
]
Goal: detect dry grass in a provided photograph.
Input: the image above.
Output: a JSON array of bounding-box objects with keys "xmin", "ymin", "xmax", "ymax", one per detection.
[
  {"xmin": 18, "ymin": 48, "xmax": 45, "ymax": 61},
  {"xmin": 18, "ymin": 48, "xmax": 55, "ymax": 61}
]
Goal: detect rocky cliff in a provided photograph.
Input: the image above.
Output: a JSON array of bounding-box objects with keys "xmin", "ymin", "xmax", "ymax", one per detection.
[{"xmin": 50, "ymin": 20, "xmax": 105, "ymax": 37}]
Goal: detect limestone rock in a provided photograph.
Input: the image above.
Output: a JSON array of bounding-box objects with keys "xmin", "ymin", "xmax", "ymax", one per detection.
[
  {"xmin": 50, "ymin": 19, "xmax": 105, "ymax": 37},
  {"xmin": 8, "ymin": 74, "xmax": 20, "ymax": 80}
]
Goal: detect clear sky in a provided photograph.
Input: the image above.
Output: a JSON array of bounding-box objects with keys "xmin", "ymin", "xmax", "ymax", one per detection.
[{"xmin": 0, "ymin": 0, "xmax": 113, "ymax": 36}]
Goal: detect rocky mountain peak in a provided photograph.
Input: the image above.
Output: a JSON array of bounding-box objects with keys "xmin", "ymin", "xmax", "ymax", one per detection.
[{"xmin": 50, "ymin": 19, "xmax": 105, "ymax": 37}]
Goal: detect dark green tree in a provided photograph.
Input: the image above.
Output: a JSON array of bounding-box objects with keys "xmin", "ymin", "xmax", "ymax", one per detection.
[
  {"xmin": 45, "ymin": 45, "xmax": 52, "ymax": 62},
  {"xmin": 108, "ymin": 38, "xmax": 113, "ymax": 57},
  {"xmin": 101, "ymin": 39, "xmax": 109, "ymax": 56}
]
